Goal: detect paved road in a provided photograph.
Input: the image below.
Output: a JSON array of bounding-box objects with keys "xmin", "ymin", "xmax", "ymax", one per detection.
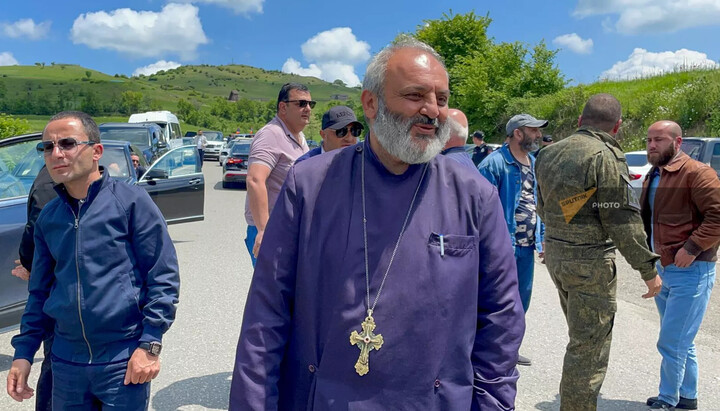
[{"xmin": 0, "ymin": 164, "xmax": 717, "ymax": 410}]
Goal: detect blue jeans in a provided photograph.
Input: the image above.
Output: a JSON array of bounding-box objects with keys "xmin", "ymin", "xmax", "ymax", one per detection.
[
  {"xmin": 52, "ymin": 356, "xmax": 150, "ymax": 410},
  {"xmin": 515, "ymin": 245, "xmax": 535, "ymax": 312},
  {"xmin": 655, "ymin": 261, "xmax": 716, "ymax": 406},
  {"xmin": 245, "ymin": 225, "xmax": 258, "ymax": 267}
]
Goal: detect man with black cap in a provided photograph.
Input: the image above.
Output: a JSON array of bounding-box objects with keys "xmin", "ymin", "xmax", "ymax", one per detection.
[
  {"xmin": 478, "ymin": 113, "xmax": 547, "ymax": 366},
  {"xmin": 296, "ymin": 105, "xmax": 364, "ymax": 163},
  {"xmin": 471, "ymin": 130, "xmax": 492, "ymax": 167}
]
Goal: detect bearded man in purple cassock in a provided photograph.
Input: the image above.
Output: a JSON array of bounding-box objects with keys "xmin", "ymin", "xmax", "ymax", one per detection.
[{"xmin": 230, "ymin": 37, "xmax": 526, "ymax": 411}]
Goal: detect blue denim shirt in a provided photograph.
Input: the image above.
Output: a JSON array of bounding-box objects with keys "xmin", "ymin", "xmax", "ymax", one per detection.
[{"xmin": 478, "ymin": 143, "xmax": 544, "ymax": 252}]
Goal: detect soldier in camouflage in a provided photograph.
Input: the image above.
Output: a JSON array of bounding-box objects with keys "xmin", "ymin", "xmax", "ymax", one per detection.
[{"xmin": 535, "ymin": 93, "xmax": 662, "ymax": 411}]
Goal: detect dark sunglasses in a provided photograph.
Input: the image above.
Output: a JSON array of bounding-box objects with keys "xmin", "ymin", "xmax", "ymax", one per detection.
[
  {"xmin": 335, "ymin": 124, "xmax": 364, "ymax": 138},
  {"xmin": 285, "ymin": 99, "xmax": 317, "ymax": 109},
  {"xmin": 36, "ymin": 138, "xmax": 96, "ymax": 154}
]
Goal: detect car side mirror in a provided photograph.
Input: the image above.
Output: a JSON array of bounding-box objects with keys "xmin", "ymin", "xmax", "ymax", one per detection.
[
  {"xmin": 157, "ymin": 141, "xmax": 168, "ymax": 149},
  {"xmin": 145, "ymin": 168, "xmax": 169, "ymax": 180}
]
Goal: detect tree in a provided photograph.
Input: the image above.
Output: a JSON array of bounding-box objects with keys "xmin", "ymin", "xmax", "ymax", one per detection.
[
  {"xmin": 333, "ymin": 79, "xmax": 347, "ymax": 87},
  {"xmin": 81, "ymin": 91, "xmax": 101, "ymax": 116},
  {"xmin": 411, "ymin": 10, "xmax": 566, "ymax": 138},
  {"xmin": 85, "ymin": 70, "xmax": 92, "ymax": 79},
  {"xmin": 414, "ymin": 10, "xmax": 492, "ymax": 75},
  {"xmin": 120, "ymin": 90, "xmax": 143, "ymax": 114},
  {"xmin": 0, "ymin": 113, "xmax": 30, "ymax": 139}
]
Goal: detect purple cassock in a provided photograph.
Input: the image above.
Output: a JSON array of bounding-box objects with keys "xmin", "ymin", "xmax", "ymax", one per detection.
[{"xmin": 230, "ymin": 138, "xmax": 525, "ymax": 410}]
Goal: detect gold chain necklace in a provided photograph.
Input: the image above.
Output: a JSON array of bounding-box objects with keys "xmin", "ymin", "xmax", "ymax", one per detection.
[{"xmin": 349, "ymin": 145, "xmax": 428, "ymax": 376}]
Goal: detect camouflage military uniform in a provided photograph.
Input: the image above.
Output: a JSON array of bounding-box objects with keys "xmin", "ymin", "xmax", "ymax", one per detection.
[{"xmin": 535, "ymin": 126, "xmax": 659, "ymax": 411}]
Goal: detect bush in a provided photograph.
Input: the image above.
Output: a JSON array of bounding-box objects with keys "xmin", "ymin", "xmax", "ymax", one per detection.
[{"xmin": 0, "ymin": 113, "xmax": 30, "ymax": 139}]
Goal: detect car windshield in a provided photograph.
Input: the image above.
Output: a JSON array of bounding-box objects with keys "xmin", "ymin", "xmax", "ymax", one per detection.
[
  {"xmin": 232, "ymin": 143, "xmax": 251, "ymax": 155},
  {"xmin": 204, "ymin": 132, "xmax": 224, "ymax": 141},
  {"xmin": 625, "ymin": 153, "xmax": 648, "ymax": 167},
  {"xmin": 99, "ymin": 146, "xmax": 132, "ymax": 178},
  {"xmin": 0, "ymin": 139, "xmax": 42, "ymax": 199},
  {"xmin": 681, "ymin": 141, "xmax": 703, "ymax": 160},
  {"xmin": 100, "ymin": 128, "xmax": 149, "ymax": 147}
]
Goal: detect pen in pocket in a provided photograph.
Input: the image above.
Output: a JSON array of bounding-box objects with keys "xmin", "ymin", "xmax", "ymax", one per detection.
[{"xmin": 439, "ymin": 234, "xmax": 445, "ymax": 257}]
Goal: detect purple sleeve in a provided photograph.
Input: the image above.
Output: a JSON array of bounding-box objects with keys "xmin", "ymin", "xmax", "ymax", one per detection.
[
  {"xmin": 230, "ymin": 167, "xmax": 301, "ymax": 411},
  {"xmin": 472, "ymin": 188, "xmax": 525, "ymax": 410}
]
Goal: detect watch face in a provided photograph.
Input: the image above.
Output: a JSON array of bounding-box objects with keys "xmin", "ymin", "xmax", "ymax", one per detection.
[{"xmin": 149, "ymin": 342, "xmax": 162, "ymax": 356}]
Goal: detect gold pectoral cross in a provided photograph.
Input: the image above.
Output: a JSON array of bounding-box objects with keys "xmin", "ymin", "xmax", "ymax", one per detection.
[{"xmin": 349, "ymin": 310, "xmax": 384, "ymax": 376}]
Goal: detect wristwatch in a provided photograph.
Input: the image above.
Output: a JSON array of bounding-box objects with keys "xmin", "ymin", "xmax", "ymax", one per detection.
[{"xmin": 138, "ymin": 341, "xmax": 162, "ymax": 356}]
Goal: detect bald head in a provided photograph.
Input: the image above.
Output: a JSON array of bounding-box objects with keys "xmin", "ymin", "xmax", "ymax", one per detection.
[
  {"xmin": 647, "ymin": 120, "xmax": 683, "ymax": 167},
  {"xmin": 648, "ymin": 120, "xmax": 681, "ymax": 137},
  {"xmin": 444, "ymin": 109, "xmax": 469, "ymax": 149},
  {"xmin": 579, "ymin": 93, "xmax": 622, "ymax": 134}
]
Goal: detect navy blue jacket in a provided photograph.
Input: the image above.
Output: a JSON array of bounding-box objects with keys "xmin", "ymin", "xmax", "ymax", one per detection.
[
  {"xmin": 295, "ymin": 146, "xmax": 322, "ymax": 164},
  {"xmin": 12, "ymin": 171, "xmax": 180, "ymax": 364}
]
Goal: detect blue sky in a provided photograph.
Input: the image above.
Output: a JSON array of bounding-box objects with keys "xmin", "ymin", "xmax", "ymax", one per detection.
[{"xmin": 2, "ymin": 0, "xmax": 719, "ymax": 87}]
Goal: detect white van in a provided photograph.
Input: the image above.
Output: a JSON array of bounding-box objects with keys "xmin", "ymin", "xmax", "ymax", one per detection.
[{"xmin": 128, "ymin": 111, "xmax": 183, "ymax": 148}]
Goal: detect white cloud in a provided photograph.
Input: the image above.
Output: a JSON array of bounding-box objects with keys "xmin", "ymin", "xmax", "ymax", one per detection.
[
  {"xmin": 553, "ymin": 33, "xmax": 594, "ymax": 54},
  {"xmin": 0, "ymin": 52, "xmax": 19, "ymax": 66},
  {"xmin": 600, "ymin": 48, "xmax": 719, "ymax": 80},
  {"xmin": 574, "ymin": 0, "xmax": 720, "ymax": 34},
  {"xmin": 133, "ymin": 60, "xmax": 182, "ymax": 76},
  {"xmin": 174, "ymin": 0, "xmax": 263, "ymax": 14},
  {"xmin": 1, "ymin": 18, "xmax": 51, "ymax": 40},
  {"xmin": 301, "ymin": 27, "xmax": 370, "ymax": 65},
  {"xmin": 281, "ymin": 27, "xmax": 370, "ymax": 87},
  {"xmin": 281, "ymin": 58, "xmax": 322, "ymax": 78},
  {"xmin": 70, "ymin": 4, "xmax": 208, "ymax": 60}
]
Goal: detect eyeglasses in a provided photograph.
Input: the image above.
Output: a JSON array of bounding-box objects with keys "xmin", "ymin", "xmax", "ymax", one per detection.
[
  {"xmin": 36, "ymin": 138, "xmax": 96, "ymax": 155},
  {"xmin": 284, "ymin": 99, "xmax": 316, "ymax": 109},
  {"xmin": 335, "ymin": 124, "xmax": 364, "ymax": 138}
]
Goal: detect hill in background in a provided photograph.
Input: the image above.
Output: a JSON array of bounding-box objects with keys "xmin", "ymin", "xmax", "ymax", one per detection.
[{"xmin": 0, "ymin": 63, "xmax": 361, "ymax": 139}]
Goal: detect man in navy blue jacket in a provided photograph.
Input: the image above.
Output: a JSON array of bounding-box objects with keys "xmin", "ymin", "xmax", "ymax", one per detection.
[
  {"xmin": 7, "ymin": 111, "xmax": 180, "ymax": 410},
  {"xmin": 296, "ymin": 105, "xmax": 363, "ymax": 163}
]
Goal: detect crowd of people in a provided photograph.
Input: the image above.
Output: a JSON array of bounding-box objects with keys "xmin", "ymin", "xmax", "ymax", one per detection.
[{"xmin": 6, "ymin": 37, "xmax": 719, "ymax": 411}]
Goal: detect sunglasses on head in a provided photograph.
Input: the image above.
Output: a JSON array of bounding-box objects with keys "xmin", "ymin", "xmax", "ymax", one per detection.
[
  {"xmin": 36, "ymin": 138, "xmax": 96, "ymax": 155},
  {"xmin": 285, "ymin": 99, "xmax": 317, "ymax": 109},
  {"xmin": 334, "ymin": 124, "xmax": 364, "ymax": 138}
]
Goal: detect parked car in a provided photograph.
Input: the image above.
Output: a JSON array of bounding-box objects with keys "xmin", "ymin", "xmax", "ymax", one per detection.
[
  {"xmin": 0, "ymin": 133, "xmax": 205, "ymax": 331},
  {"xmin": 624, "ymin": 150, "xmax": 651, "ymax": 197},
  {"xmin": 99, "ymin": 122, "xmax": 167, "ymax": 163},
  {"xmin": 128, "ymin": 110, "xmax": 183, "ymax": 148},
  {"xmin": 219, "ymin": 139, "xmax": 237, "ymax": 166},
  {"xmin": 222, "ymin": 140, "xmax": 252, "ymax": 188},
  {"xmin": 201, "ymin": 130, "xmax": 225, "ymax": 160},
  {"xmin": 681, "ymin": 137, "xmax": 720, "ymax": 178}
]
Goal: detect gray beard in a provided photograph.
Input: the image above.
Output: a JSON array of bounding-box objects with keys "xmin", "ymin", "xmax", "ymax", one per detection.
[{"xmin": 371, "ymin": 100, "xmax": 450, "ymax": 164}]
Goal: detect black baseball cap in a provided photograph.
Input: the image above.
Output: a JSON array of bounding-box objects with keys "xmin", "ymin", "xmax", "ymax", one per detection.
[{"xmin": 322, "ymin": 106, "xmax": 362, "ymax": 130}]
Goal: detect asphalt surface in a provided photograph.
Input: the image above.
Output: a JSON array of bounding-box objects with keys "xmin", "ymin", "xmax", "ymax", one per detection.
[{"xmin": 0, "ymin": 164, "xmax": 718, "ymax": 410}]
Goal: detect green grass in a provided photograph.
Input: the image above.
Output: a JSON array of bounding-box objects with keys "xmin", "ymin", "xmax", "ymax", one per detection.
[
  {"xmin": 504, "ymin": 68, "xmax": 720, "ymax": 150},
  {"xmin": 0, "ymin": 63, "xmax": 360, "ymax": 113}
]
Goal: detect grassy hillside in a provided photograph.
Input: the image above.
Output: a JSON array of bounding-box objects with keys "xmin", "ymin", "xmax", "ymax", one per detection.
[
  {"xmin": 503, "ymin": 68, "xmax": 720, "ymax": 150},
  {"xmin": 0, "ymin": 63, "xmax": 361, "ymax": 138}
]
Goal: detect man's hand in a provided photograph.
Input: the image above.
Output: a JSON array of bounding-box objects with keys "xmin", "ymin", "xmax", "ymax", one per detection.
[
  {"xmin": 252, "ymin": 229, "xmax": 264, "ymax": 258},
  {"xmin": 11, "ymin": 260, "xmax": 30, "ymax": 281},
  {"xmin": 674, "ymin": 248, "xmax": 697, "ymax": 268},
  {"xmin": 124, "ymin": 348, "xmax": 160, "ymax": 385},
  {"xmin": 642, "ymin": 275, "xmax": 663, "ymax": 299},
  {"xmin": 7, "ymin": 359, "xmax": 33, "ymax": 402}
]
